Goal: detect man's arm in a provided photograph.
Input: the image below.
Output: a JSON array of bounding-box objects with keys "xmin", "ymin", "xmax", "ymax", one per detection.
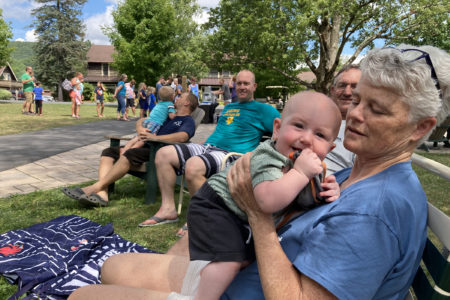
[{"xmin": 136, "ymin": 119, "xmax": 190, "ymax": 144}]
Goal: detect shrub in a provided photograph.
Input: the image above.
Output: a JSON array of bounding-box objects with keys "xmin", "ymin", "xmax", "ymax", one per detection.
[
  {"xmin": 82, "ymin": 82, "xmax": 94, "ymax": 100},
  {"xmin": 0, "ymin": 89, "xmax": 12, "ymax": 100}
]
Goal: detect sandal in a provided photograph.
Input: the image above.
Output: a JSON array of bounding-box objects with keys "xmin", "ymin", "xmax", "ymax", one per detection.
[
  {"xmin": 61, "ymin": 187, "xmax": 88, "ymax": 201},
  {"xmin": 78, "ymin": 193, "xmax": 108, "ymax": 207},
  {"xmin": 138, "ymin": 216, "xmax": 179, "ymax": 227},
  {"xmin": 176, "ymin": 223, "xmax": 188, "ymax": 238}
]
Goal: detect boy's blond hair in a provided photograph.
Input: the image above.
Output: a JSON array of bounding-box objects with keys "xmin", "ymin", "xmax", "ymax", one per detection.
[{"xmin": 158, "ymin": 86, "xmax": 175, "ymax": 102}]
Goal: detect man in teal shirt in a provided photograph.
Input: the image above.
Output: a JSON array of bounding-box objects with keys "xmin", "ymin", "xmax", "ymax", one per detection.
[
  {"xmin": 139, "ymin": 70, "xmax": 281, "ymax": 227},
  {"xmin": 21, "ymin": 66, "xmax": 35, "ymax": 114}
]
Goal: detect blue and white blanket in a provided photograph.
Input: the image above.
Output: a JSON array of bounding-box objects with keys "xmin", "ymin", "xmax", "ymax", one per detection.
[{"xmin": 0, "ymin": 215, "xmax": 155, "ymax": 300}]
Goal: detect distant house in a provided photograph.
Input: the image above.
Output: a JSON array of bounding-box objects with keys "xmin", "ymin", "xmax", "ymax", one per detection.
[
  {"xmin": 84, "ymin": 45, "xmax": 120, "ymax": 89},
  {"xmin": 0, "ymin": 62, "xmax": 22, "ymax": 91},
  {"xmin": 198, "ymin": 69, "xmax": 233, "ymax": 91}
]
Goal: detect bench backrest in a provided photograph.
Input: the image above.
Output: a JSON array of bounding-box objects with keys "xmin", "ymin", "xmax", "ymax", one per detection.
[{"xmin": 408, "ymin": 154, "xmax": 450, "ymax": 300}]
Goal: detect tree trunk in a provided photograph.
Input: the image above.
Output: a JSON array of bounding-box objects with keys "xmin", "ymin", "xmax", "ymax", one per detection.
[{"xmin": 58, "ymin": 84, "xmax": 63, "ymax": 101}]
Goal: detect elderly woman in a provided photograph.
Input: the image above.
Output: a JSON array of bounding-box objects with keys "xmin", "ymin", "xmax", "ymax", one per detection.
[{"xmin": 69, "ymin": 44, "xmax": 449, "ymax": 300}]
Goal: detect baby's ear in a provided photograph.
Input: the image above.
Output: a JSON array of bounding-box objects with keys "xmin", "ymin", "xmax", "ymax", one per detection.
[{"xmin": 272, "ymin": 118, "xmax": 281, "ymax": 141}]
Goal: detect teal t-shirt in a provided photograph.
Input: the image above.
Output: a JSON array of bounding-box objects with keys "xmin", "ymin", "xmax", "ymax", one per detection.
[
  {"xmin": 117, "ymin": 81, "xmax": 126, "ymax": 97},
  {"xmin": 205, "ymin": 100, "xmax": 280, "ymax": 153},
  {"xmin": 21, "ymin": 73, "xmax": 34, "ymax": 92}
]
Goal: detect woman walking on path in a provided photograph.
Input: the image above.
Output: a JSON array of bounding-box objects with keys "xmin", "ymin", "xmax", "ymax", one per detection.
[
  {"xmin": 114, "ymin": 74, "xmax": 128, "ymax": 121},
  {"xmin": 70, "ymin": 72, "xmax": 84, "ymax": 118}
]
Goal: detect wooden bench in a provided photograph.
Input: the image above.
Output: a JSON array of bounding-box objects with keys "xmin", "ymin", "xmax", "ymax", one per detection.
[
  {"xmin": 106, "ymin": 107, "xmax": 205, "ymax": 210},
  {"xmin": 419, "ymin": 115, "xmax": 450, "ymax": 151},
  {"xmin": 406, "ymin": 154, "xmax": 450, "ymax": 299}
]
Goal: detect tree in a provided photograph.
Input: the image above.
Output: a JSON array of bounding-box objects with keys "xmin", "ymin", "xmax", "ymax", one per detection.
[
  {"xmin": 0, "ymin": 9, "xmax": 13, "ymax": 67},
  {"xmin": 104, "ymin": 0, "xmax": 205, "ymax": 85},
  {"xmin": 204, "ymin": 0, "xmax": 450, "ymax": 93},
  {"xmin": 32, "ymin": 0, "xmax": 90, "ymax": 101}
]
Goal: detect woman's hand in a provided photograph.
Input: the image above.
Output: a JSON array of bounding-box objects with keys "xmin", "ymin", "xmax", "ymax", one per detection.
[
  {"xmin": 320, "ymin": 175, "xmax": 340, "ymax": 202},
  {"xmin": 227, "ymin": 153, "xmax": 270, "ymax": 221}
]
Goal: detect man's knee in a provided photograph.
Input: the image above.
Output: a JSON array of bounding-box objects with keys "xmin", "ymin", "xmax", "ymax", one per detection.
[
  {"xmin": 184, "ymin": 156, "xmax": 207, "ymax": 181},
  {"xmin": 155, "ymin": 145, "xmax": 179, "ymax": 169}
]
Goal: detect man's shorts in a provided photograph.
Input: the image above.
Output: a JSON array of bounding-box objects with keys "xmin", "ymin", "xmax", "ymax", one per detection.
[
  {"xmin": 173, "ymin": 143, "xmax": 238, "ymax": 178},
  {"xmin": 101, "ymin": 145, "xmax": 151, "ymax": 167},
  {"xmin": 126, "ymin": 98, "xmax": 135, "ymax": 108},
  {"xmin": 188, "ymin": 182, "xmax": 255, "ymax": 262},
  {"xmin": 25, "ymin": 91, "xmax": 33, "ymax": 104}
]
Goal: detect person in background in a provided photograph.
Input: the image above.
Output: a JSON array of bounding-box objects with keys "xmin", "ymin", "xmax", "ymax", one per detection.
[
  {"xmin": 188, "ymin": 77, "xmax": 199, "ymax": 100},
  {"xmin": 214, "ymin": 78, "xmax": 232, "ymax": 104},
  {"xmin": 174, "ymin": 78, "xmax": 182, "ymax": 101},
  {"xmin": 73, "ymin": 84, "xmax": 83, "ymax": 119},
  {"xmin": 229, "ymin": 75, "xmax": 237, "ymax": 103},
  {"xmin": 147, "ymin": 86, "xmax": 157, "ymax": 112},
  {"xmin": 95, "ymin": 82, "xmax": 106, "ymax": 118},
  {"xmin": 156, "ymin": 76, "xmax": 165, "ymax": 101},
  {"xmin": 324, "ymin": 64, "xmax": 361, "ymax": 174},
  {"xmin": 21, "ymin": 66, "xmax": 35, "ymax": 114},
  {"xmin": 138, "ymin": 82, "xmax": 148, "ymax": 118},
  {"xmin": 114, "ymin": 74, "xmax": 128, "ymax": 121},
  {"xmin": 125, "ymin": 79, "xmax": 137, "ymax": 119},
  {"xmin": 70, "ymin": 72, "xmax": 83, "ymax": 118},
  {"xmin": 32, "ymin": 81, "xmax": 43, "ymax": 116}
]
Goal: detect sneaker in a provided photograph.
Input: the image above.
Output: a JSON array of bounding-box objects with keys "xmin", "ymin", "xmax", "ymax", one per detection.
[{"xmin": 76, "ymin": 115, "xmax": 80, "ymax": 119}]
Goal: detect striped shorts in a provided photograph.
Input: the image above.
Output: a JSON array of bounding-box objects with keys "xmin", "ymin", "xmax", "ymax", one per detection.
[{"xmin": 173, "ymin": 143, "xmax": 238, "ymax": 178}]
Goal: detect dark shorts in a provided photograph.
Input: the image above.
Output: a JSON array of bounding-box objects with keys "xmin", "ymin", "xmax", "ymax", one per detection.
[
  {"xmin": 101, "ymin": 145, "xmax": 150, "ymax": 166},
  {"xmin": 139, "ymin": 98, "xmax": 149, "ymax": 110},
  {"xmin": 187, "ymin": 182, "xmax": 255, "ymax": 262},
  {"xmin": 126, "ymin": 98, "xmax": 135, "ymax": 108}
]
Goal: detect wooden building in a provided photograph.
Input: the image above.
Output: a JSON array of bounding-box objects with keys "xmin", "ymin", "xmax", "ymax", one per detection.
[
  {"xmin": 0, "ymin": 63, "xmax": 22, "ymax": 91},
  {"xmin": 84, "ymin": 45, "xmax": 120, "ymax": 89}
]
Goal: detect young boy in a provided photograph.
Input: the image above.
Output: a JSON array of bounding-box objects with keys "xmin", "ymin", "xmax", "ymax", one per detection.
[
  {"xmin": 32, "ymin": 82, "xmax": 44, "ymax": 116},
  {"xmin": 121, "ymin": 86, "xmax": 176, "ymax": 153},
  {"xmin": 94, "ymin": 81, "xmax": 105, "ymax": 118},
  {"xmin": 187, "ymin": 91, "xmax": 342, "ymax": 300}
]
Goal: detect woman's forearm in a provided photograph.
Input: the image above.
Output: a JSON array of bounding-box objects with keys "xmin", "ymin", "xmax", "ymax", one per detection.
[{"xmin": 249, "ymin": 214, "xmax": 336, "ymax": 300}]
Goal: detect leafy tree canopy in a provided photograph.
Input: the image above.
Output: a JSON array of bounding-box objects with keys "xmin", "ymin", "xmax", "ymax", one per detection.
[
  {"xmin": 0, "ymin": 9, "xmax": 13, "ymax": 66},
  {"xmin": 32, "ymin": 0, "xmax": 90, "ymax": 98},
  {"xmin": 105, "ymin": 0, "xmax": 208, "ymax": 85},
  {"xmin": 204, "ymin": 0, "xmax": 449, "ymax": 93}
]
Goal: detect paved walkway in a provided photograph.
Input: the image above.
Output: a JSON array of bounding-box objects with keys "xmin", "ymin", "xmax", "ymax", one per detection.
[{"xmin": 0, "ymin": 123, "xmax": 216, "ymax": 198}]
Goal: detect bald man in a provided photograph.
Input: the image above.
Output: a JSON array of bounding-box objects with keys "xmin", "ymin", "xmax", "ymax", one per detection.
[{"xmin": 139, "ymin": 70, "xmax": 281, "ymax": 227}]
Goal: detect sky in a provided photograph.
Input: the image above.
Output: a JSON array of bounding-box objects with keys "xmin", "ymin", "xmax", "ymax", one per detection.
[{"xmin": 0, "ymin": 0, "xmax": 220, "ymax": 44}]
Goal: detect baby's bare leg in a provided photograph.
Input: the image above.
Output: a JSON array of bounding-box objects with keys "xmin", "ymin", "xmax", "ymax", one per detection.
[{"xmin": 120, "ymin": 136, "xmax": 140, "ymax": 154}]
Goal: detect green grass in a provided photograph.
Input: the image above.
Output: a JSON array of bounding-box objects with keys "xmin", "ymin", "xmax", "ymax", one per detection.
[
  {"xmin": 0, "ymin": 102, "xmax": 124, "ymax": 136},
  {"xmin": 0, "ymin": 175, "xmax": 190, "ymax": 299}
]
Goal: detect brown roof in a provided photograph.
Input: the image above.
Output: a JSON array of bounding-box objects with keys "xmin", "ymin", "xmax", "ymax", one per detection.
[
  {"xmin": 297, "ymin": 71, "xmax": 316, "ymax": 83},
  {"xmin": 0, "ymin": 62, "xmax": 19, "ymax": 81},
  {"xmin": 86, "ymin": 45, "xmax": 116, "ymax": 63}
]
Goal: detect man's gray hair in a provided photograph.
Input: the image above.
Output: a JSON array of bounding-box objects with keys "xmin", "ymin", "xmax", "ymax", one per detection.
[
  {"xmin": 332, "ymin": 64, "xmax": 361, "ymax": 86},
  {"xmin": 361, "ymin": 45, "xmax": 450, "ymax": 138}
]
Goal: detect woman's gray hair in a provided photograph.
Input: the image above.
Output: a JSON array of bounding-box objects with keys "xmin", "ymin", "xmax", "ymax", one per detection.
[{"xmin": 360, "ymin": 44, "xmax": 450, "ymax": 141}]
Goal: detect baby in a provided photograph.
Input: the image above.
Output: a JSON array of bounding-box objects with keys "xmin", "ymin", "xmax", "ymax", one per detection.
[
  {"xmin": 121, "ymin": 86, "xmax": 176, "ymax": 153},
  {"xmin": 188, "ymin": 91, "xmax": 342, "ymax": 300}
]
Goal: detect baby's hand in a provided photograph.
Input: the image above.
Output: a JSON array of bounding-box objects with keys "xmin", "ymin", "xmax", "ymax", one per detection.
[
  {"xmin": 293, "ymin": 148, "xmax": 323, "ymax": 179},
  {"xmin": 319, "ymin": 175, "xmax": 340, "ymax": 202}
]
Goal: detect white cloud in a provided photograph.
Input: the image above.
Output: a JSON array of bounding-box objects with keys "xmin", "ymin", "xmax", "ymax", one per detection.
[
  {"xmin": 25, "ymin": 29, "xmax": 37, "ymax": 42},
  {"xmin": 197, "ymin": 0, "xmax": 220, "ymax": 9},
  {"xmin": 193, "ymin": 10, "xmax": 210, "ymax": 25},
  {"xmin": 15, "ymin": 38, "xmax": 25, "ymax": 42},
  {"xmin": 84, "ymin": 5, "xmax": 115, "ymax": 45}
]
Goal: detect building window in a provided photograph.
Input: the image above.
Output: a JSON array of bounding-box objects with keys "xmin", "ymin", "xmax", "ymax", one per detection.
[{"xmin": 102, "ymin": 64, "xmax": 109, "ymax": 76}]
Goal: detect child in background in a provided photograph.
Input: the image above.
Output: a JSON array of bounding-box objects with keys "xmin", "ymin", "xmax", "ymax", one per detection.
[
  {"xmin": 94, "ymin": 81, "xmax": 105, "ymax": 118},
  {"xmin": 125, "ymin": 79, "xmax": 137, "ymax": 119},
  {"xmin": 121, "ymin": 86, "xmax": 176, "ymax": 153},
  {"xmin": 147, "ymin": 86, "xmax": 157, "ymax": 112},
  {"xmin": 32, "ymin": 82, "xmax": 43, "ymax": 116},
  {"xmin": 138, "ymin": 82, "xmax": 147, "ymax": 118},
  {"xmin": 74, "ymin": 84, "xmax": 83, "ymax": 119},
  {"xmin": 187, "ymin": 91, "xmax": 342, "ymax": 300}
]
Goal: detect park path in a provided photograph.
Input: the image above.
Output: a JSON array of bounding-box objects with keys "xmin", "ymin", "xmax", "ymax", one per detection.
[{"xmin": 0, "ymin": 121, "xmax": 216, "ymax": 198}]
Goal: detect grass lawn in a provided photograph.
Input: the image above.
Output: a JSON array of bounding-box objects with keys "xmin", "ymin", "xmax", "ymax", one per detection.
[{"xmin": 0, "ymin": 101, "xmax": 124, "ymax": 136}]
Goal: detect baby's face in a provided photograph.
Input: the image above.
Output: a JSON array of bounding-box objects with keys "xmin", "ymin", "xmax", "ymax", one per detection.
[{"xmin": 273, "ymin": 99, "xmax": 339, "ymax": 161}]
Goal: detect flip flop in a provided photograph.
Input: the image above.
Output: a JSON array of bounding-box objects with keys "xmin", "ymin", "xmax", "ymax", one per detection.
[
  {"xmin": 176, "ymin": 223, "xmax": 188, "ymax": 238},
  {"xmin": 61, "ymin": 187, "xmax": 87, "ymax": 201},
  {"xmin": 138, "ymin": 216, "xmax": 179, "ymax": 227},
  {"xmin": 78, "ymin": 193, "xmax": 108, "ymax": 207}
]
